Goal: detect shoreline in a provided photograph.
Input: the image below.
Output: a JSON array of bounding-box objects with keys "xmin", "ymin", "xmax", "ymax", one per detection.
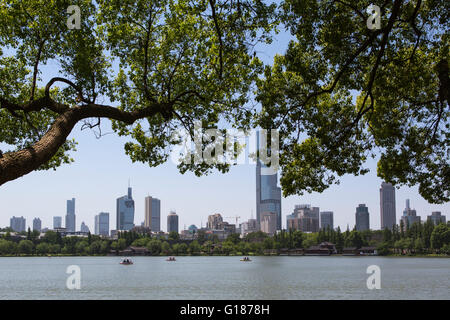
[{"xmin": 0, "ymin": 254, "xmax": 448, "ymax": 258}]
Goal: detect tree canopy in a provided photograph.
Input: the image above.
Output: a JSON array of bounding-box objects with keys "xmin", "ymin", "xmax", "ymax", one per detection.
[
  {"xmin": 256, "ymin": 0, "xmax": 448, "ymax": 203},
  {"xmin": 0, "ymin": 1, "xmax": 448, "ymax": 204}
]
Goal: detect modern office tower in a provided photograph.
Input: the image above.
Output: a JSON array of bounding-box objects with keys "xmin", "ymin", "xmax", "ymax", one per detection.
[
  {"xmin": 241, "ymin": 218, "xmax": 259, "ymax": 237},
  {"xmin": 320, "ymin": 211, "xmax": 334, "ymax": 230},
  {"xmin": 144, "ymin": 196, "xmax": 161, "ymax": 232},
  {"xmin": 65, "ymin": 198, "xmax": 76, "ymax": 232},
  {"xmin": 400, "ymin": 200, "xmax": 421, "ymax": 231},
  {"xmin": 355, "ymin": 204, "xmax": 370, "ymax": 231},
  {"xmin": 10, "ymin": 216, "xmax": 26, "ymax": 232},
  {"xmin": 167, "ymin": 210, "xmax": 179, "ymax": 233},
  {"xmin": 256, "ymin": 131, "xmax": 282, "ymax": 231},
  {"xmin": 380, "ymin": 182, "xmax": 396, "ymax": 230},
  {"xmin": 260, "ymin": 212, "xmax": 277, "ymax": 235},
  {"xmin": 286, "ymin": 213, "xmax": 295, "ymax": 231},
  {"xmin": 53, "ymin": 216, "xmax": 62, "ymax": 229},
  {"xmin": 116, "ymin": 186, "xmax": 135, "ymax": 231},
  {"xmin": 287, "ymin": 205, "xmax": 320, "ymax": 233},
  {"xmin": 95, "ymin": 212, "xmax": 109, "ymax": 236},
  {"xmin": 427, "ymin": 211, "xmax": 446, "ymax": 225},
  {"xmin": 207, "ymin": 213, "xmax": 223, "ymax": 230},
  {"xmin": 32, "ymin": 218, "xmax": 42, "ymax": 232},
  {"xmin": 80, "ymin": 222, "xmax": 90, "ymax": 233}
]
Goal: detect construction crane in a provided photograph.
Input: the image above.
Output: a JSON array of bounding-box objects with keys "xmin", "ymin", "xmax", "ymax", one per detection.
[{"xmin": 224, "ymin": 216, "xmax": 241, "ymax": 226}]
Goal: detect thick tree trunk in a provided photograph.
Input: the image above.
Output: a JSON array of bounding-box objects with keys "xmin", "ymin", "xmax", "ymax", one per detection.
[
  {"xmin": 0, "ymin": 101, "xmax": 167, "ymax": 186},
  {"xmin": 0, "ymin": 110, "xmax": 79, "ymax": 185}
]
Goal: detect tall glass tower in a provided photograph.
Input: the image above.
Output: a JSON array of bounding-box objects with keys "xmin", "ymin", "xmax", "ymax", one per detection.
[
  {"xmin": 380, "ymin": 182, "xmax": 396, "ymax": 230},
  {"xmin": 256, "ymin": 132, "xmax": 282, "ymax": 231},
  {"xmin": 116, "ymin": 187, "xmax": 135, "ymax": 231},
  {"xmin": 65, "ymin": 198, "xmax": 76, "ymax": 232}
]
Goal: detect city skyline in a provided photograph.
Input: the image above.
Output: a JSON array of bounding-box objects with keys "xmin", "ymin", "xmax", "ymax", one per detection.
[{"xmin": 3, "ymin": 176, "xmax": 448, "ymax": 234}]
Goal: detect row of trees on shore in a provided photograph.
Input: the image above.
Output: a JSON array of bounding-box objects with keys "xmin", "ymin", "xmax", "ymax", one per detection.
[{"xmin": 1, "ymin": 221, "xmax": 449, "ymax": 256}]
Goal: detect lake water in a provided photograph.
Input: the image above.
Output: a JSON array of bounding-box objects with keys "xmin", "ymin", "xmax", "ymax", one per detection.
[{"xmin": 0, "ymin": 256, "xmax": 448, "ymax": 299}]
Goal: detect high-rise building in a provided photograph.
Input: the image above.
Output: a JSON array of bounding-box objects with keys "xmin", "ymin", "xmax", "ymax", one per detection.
[
  {"xmin": 116, "ymin": 187, "xmax": 135, "ymax": 231},
  {"xmin": 32, "ymin": 218, "xmax": 42, "ymax": 232},
  {"xmin": 80, "ymin": 222, "xmax": 90, "ymax": 233},
  {"xmin": 95, "ymin": 212, "xmax": 109, "ymax": 236},
  {"xmin": 380, "ymin": 182, "xmax": 396, "ymax": 230},
  {"xmin": 355, "ymin": 204, "xmax": 370, "ymax": 231},
  {"xmin": 260, "ymin": 212, "xmax": 277, "ymax": 235},
  {"xmin": 427, "ymin": 211, "xmax": 446, "ymax": 225},
  {"xmin": 320, "ymin": 211, "xmax": 334, "ymax": 230},
  {"xmin": 287, "ymin": 205, "xmax": 320, "ymax": 233},
  {"xmin": 207, "ymin": 213, "xmax": 223, "ymax": 230},
  {"xmin": 53, "ymin": 216, "xmax": 62, "ymax": 229},
  {"xmin": 10, "ymin": 216, "xmax": 26, "ymax": 232},
  {"xmin": 65, "ymin": 198, "xmax": 76, "ymax": 232},
  {"xmin": 256, "ymin": 132, "xmax": 282, "ymax": 231},
  {"xmin": 400, "ymin": 199, "xmax": 421, "ymax": 231},
  {"xmin": 144, "ymin": 196, "xmax": 161, "ymax": 232},
  {"xmin": 241, "ymin": 218, "xmax": 258, "ymax": 237},
  {"xmin": 167, "ymin": 210, "xmax": 179, "ymax": 233}
]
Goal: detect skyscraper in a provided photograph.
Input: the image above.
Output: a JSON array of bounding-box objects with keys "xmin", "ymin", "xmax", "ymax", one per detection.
[
  {"xmin": 80, "ymin": 222, "xmax": 90, "ymax": 233},
  {"xmin": 380, "ymin": 182, "xmax": 396, "ymax": 230},
  {"xmin": 95, "ymin": 212, "xmax": 110, "ymax": 236},
  {"xmin": 400, "ymin": 199, "xmax": 421, "ymax": 231},
  {"xmin": 10, "ymin": 216, "xmax": 26, "ymax": 232},
  {"xmin": 287, "ymin": 205, "xmax": 320, "ymax": 233},
  {"xmin": 207, "ymin": 213, "xmax": 223, "ymax": 230},
  {"xmin": 167, "ymin": 210, "xmax": 179, "ymax": 233},
  {"xmin": 256, "ymin": 132, "xmax": 282, "ymax": 230},
  {"xmin": 144, "ymin": 196, "xmax": 161, "ymax": 232},
  {"xmin": 53, "ymin": 216, "xmax": 62, "ymax": 229},
  {"xmin": 33, "ymin": 218, "xmax": 42, "ymax": 232},
  {"xmin": 355, "ymin": 204, "xmax": 370, "ymax": 231},
  {"xmin": 116, "ymin": 187, "xmax": 135, "ymax": 230},
  {"xmin": 427, "ymin": 211, "xmax": 446, "ymax": 225},
  {"xmin": 65, "ymin": 198, "xmax": 76, "ymax": 232},
  {"xmin": 260, "ymin": 211, "xmax": 277, "ymax": 235},
  {"xmin": 320, "ymin": 211, "xmax": 334, "ymax": 230}
]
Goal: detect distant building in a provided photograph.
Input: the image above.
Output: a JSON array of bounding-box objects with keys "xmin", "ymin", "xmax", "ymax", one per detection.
[
  {"xmin": 188, "ymin": 224, "xmax": 198, "ymax": 234},
  {"xmin": 53, "ymin": 216, "xmax": 62, "ymax": 229},
  {"xmin": 287, "ymin": 205, "xmax": 319, "ymax": 233},
  {"xmin": 400, "ymin": 199, "xmax": 421, "ymax": 231},
  {"xmin": 241, "ymin": 218, "xmax": 258, "ymax": 237},
  {"xmin": 427, "ymin": 211, "xmax": 446, "ymax": 225},
  {"xmin": 116, "ymin": 187, "xmax": 135, "ymax": 231},
  {"xmin": 32, "ymin": 218, "xmax": 42, "ymax": 232},
  {"xmin": 144, "ymin": 196, "xmax": 161, "ymax": 232},
  {"xmin": 320, "ymin": 211, "xmax": 334, "ymax": 230},
  {"xmin": 65, "ymin": 198, "xmax": 76, "ymax": 232},
  {"xmin": 256, "ymin": 131, "xmax": 282, "ymax": 231},
  {"xmin": 380, "ymin": 182, "xmax": 396, "ymax": 230},
  {"xmin": 207, "ymin": 213, "xmax": 223, "ymax": 230},
  {"xmin": 95, "ymin": 212, "xmax": 109, "ymax": 236},
  {"xmin": 167, "ymin": 211, "xmax": 179, "ymax": 233},
  {"xmin": 355, "ymin": 204, "xmax": 370, "ymax": 231},
  {"xmin": 260, "ymin": 212, "xmax": 277, "ymax": 235},
  {"xmin": 10, "ymin": 216, "xmax": 26, "ymax": 232},
  {"xmin": 80, "ymin": 222, "xmax": 90, "ymax": 233}
]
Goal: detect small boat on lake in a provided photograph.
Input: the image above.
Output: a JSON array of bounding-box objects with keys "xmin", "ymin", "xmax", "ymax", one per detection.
[
  {"xmin": 166, "ymin": 256, "xmax": 176, "ymax": 261},
  {"xmin": 120, "ymin": 258, "xmax": 133, "ymax": 265},
  {"xmin": 240, "ymin": 257, "xmax": 252, "ymax": 262}
]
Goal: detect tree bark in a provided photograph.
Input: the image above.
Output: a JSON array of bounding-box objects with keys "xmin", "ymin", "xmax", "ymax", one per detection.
[{"xmin": 0, "ymin": 100, "xmax": 168, "ymax": 186}]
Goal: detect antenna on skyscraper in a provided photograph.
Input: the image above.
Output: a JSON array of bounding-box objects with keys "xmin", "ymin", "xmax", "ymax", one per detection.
[{"xmin": 251, "ymin": 209, "xmax": 253, "ymax": 220}]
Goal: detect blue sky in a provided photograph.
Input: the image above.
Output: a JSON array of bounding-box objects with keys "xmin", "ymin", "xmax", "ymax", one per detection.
[{"xmin": 1, "ymin": 15, "xmax": 448, "ymax": 233}]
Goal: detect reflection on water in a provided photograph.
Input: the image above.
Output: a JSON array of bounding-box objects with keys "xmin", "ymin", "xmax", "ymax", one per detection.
[{"xmin": 0, "ymin": 256, "xmax": 448, "ymax": 299}]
